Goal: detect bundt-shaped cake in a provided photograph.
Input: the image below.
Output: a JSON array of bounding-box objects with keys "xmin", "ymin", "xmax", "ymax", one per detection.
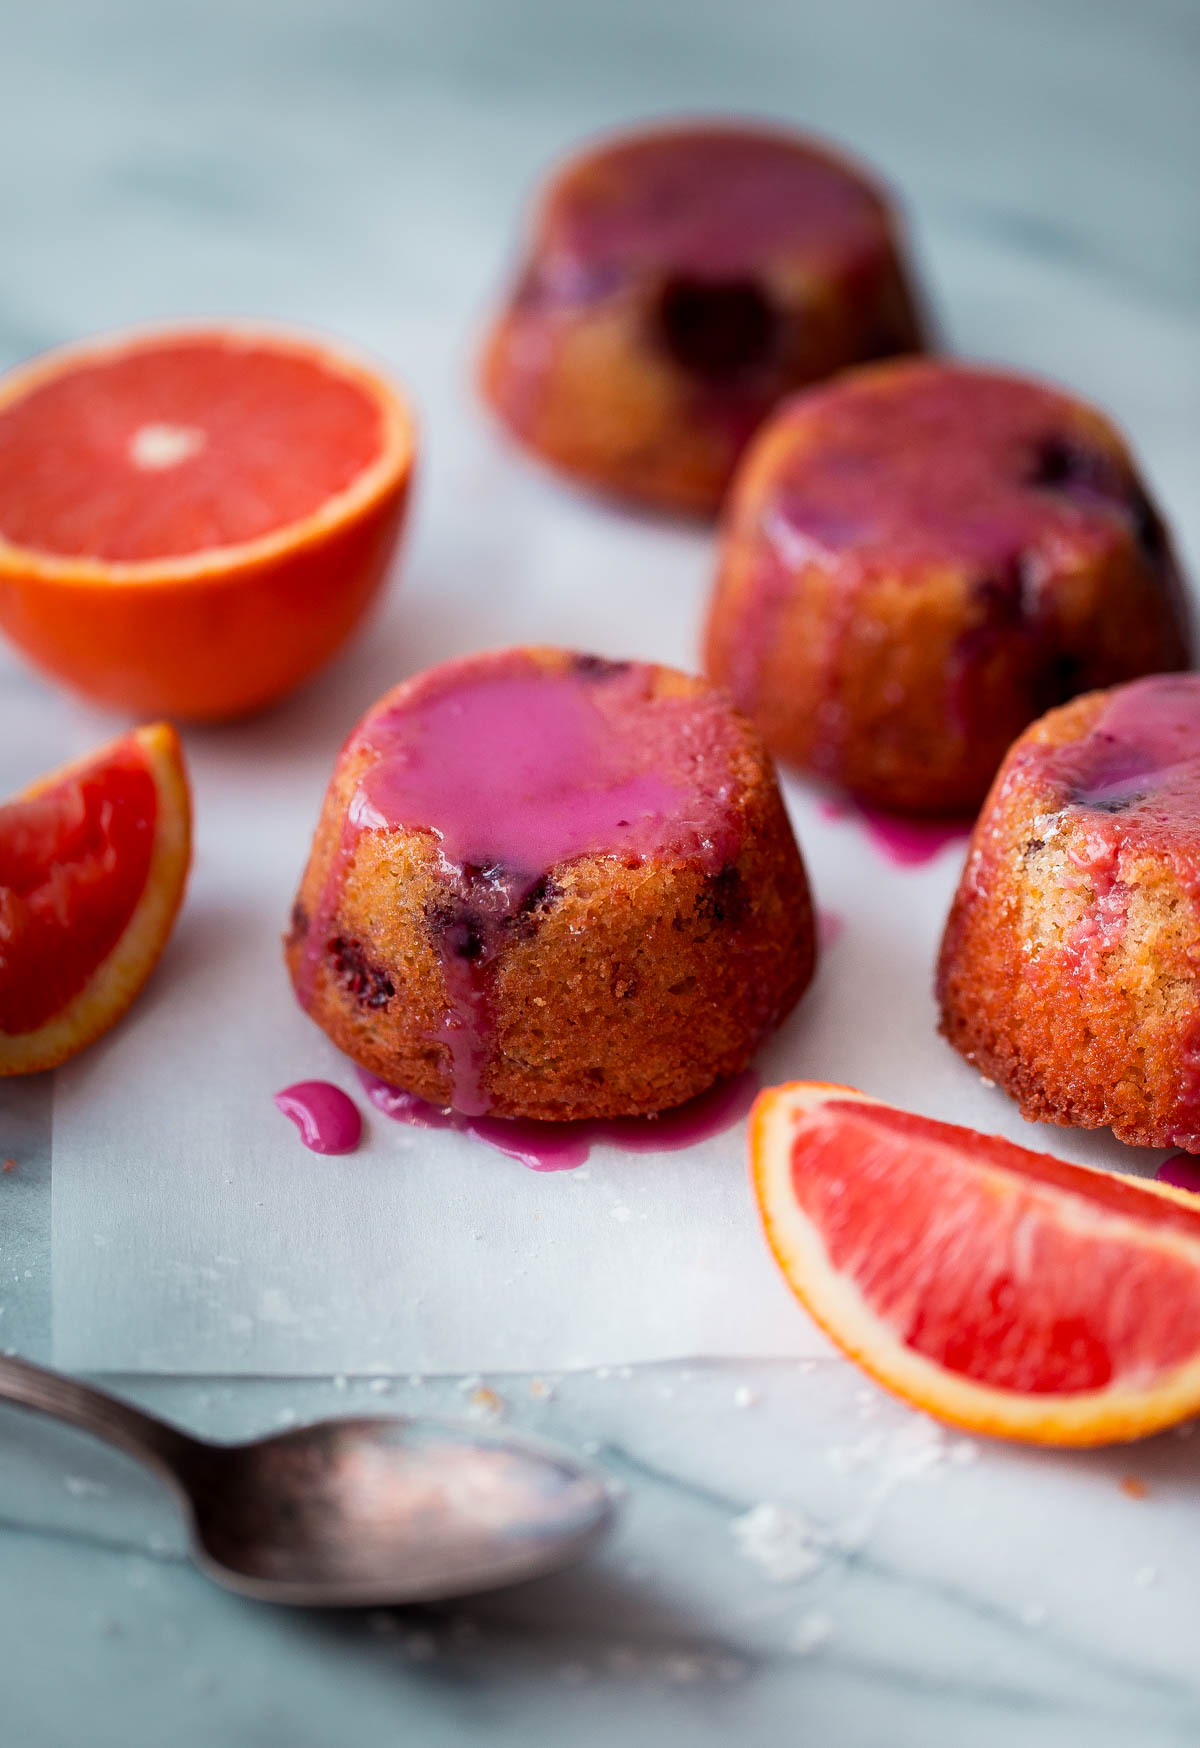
[
  {"xmin": 480, "ymin": 122, "xmax": 926, "ymax": 515},
  {"xmin": 287, "ymin": 647, "xmax": 815, "ymax": 1121},
  {"xmin": 939, "ymin": 675, "xmax": 1200, "ymax": 1151},
  {"xmin": 705, "ymin": 359, "xmax": 1191, "ymax": 814}
]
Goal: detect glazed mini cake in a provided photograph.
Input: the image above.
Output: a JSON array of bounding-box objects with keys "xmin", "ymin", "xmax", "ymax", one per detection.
[
  {"xmin": 288, "ymin": 647, "xmax": 815, "ymax": 1121},
  {"xmin": 480, "ymin": 122, "xmax": 926, "ymax": 516},
  {"xmin": 939, "ymin": 675, "xmax": 1200, "ymax": 1152},
  {"xmin": 705, "ymin": 359, "xmax": 1191, "ymax": 814}
]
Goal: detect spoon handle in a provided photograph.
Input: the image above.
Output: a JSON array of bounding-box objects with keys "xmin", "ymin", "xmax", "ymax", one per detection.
[{"xmin": 0, "ymin": 1352, "xmax": 200, "ymax": 1481}]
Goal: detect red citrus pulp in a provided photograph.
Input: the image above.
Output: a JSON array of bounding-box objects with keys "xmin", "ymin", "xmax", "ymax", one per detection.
[
  {"xmin": 0, "ymin": 723, "xmax": 191, "ymax": 1073},
  {"xmin": 752, "ymin": 1081, "xmax": 1200, "ymax": 1444},
  {"xmin": 0, "ymin": 324, "xmax": 415, "ymax": 719}
]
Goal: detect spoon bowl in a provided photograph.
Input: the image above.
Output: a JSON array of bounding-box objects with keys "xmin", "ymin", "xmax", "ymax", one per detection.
[
  {"xmin": 181, "ymin": 1414, "xmax": 613, "ymax": 1605},
  {"xmin": 0, "ymin": 1355, "xmax": 613, "ymax": 1606}
]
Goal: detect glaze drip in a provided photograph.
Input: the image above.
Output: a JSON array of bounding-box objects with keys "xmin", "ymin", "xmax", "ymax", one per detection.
[{"xmin": 311, "ymin": 652, "xmax": 743, "ymax": 1116}]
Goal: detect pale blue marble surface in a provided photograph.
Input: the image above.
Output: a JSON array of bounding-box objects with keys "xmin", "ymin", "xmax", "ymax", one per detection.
[{"xmin": 2, "ymin": 0, "xmax": 1200, "ymax": 1743}]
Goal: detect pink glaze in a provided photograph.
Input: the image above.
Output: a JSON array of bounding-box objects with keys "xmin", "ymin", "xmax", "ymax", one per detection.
[
  {"xmin": 274, "ymin": 1081, "xmax": 362, "ymax": 1155},
  {"xmin": 354, "ymin": 665, "xmax": 731, "ymax": 876},
  {"xmin": 1156, "ymin": 1155, "xmax": 1200, "ymax": 1194},
  {"xmin": 819, "ymin": 797, "xmax": 970, "ymax": 867},
  {"xmin": 302, "ymin": 652, "xmax": 744, "ymax": 1118},
  {"xmin": 1037, "ymin": 675, "xmax": 1200, "ymax": 845},
  {"xmin": 359, "ymin": 1066, "xmax": 759, "ymax": 1172},
  {"xmin": 728, "ymin": 364, "xmax": 1175, "ymax": 729},
  {"xmin": 546, "ymin": 128, "xmax": 889, "ymax": 282}
]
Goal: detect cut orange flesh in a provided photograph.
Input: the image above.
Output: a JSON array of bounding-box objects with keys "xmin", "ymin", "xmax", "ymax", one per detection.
[
  {"xmin": 0, "ymin": 324, "xmax": 415, "ymax": 719},
  {"xmin": 0, "ymin": 724, "xmax": 191, "ymax": 1073},
  {"xmin": 751, "ymin": 1082, "xmax": 1200, "ymax": 1445}
]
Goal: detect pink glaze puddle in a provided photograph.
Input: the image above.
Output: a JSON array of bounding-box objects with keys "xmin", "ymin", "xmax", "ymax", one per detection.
[
  {"xmin": 358, "ymin": 1066, "xmax": 760, "ymax": 1172},
  {"xmin": 274, "ymin": 1081, "xmax": 363, "ymax": 1155},
  {"xmin": 1156, "ymin": 1155, "xmax": 1200, "ymax": 1195},
  {"xmin": 819, "ymin": 797, "xmax": 970, "ymax": 867}
]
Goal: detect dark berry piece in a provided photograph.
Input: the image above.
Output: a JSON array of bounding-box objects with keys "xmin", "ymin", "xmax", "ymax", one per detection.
[
  {"xmin": 699, "ymin": 864, "xmax": 748, "ymax": 927},
  {"xmin": 573, "ymin": 654, "xmax": 631, "ymax": 682},
  {"xmin": 656, "ymin": 275, "xmax": 778, "ymax": 380},
  {"xmin": 329, "ymin": 936, "xmax": 395, "ymax": 1009}
]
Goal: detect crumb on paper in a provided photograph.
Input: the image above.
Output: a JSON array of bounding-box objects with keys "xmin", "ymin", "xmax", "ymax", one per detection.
[
  {"xmin": 730, "ymin": 1502, "xmax": 826, "ymax": 1583},
  {"xmin": 529, "ymin": 1377, "xmax": 555, "ymax": 1400},
  {"xmin": 2, "ymin": 1158, "xmax": 16, "ymax": 1174},
  {"xmin": 1121, "ymin": 1475, "xmax": 1149, "ymax": 1499},
  {"xmin": 790, "ymin": 1611, "xmax": 833, "ymax": 1656},
  {"xmin": 65, "ymin": 1475, "xmax": 109, "ymax": 1500},
  {"xmin": 468, "ymin": 1385, "xmax": 505, "ymax": 1418}
]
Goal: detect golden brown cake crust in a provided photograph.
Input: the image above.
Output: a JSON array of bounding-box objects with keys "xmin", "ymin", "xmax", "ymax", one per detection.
[
  {"xmin": 937, "ymin": 684, "xmax": 1200, "ymax": 1151},
  {"xmin": 705, "ymin": 359, "xmax": 1191, "ymax": 815},
  {"xmin": 287, "ymin": 648, "xmax": 815, "ymax": 1121},
  {"xmin": 480, "ymin": 123, "xmax": 926, "ymax": 516}
]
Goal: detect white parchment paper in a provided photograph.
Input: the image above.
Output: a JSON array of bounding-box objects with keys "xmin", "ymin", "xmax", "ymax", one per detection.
[{"xmin": 43, "ymin": 243, "xmax": 1199, "ymax": 1376}]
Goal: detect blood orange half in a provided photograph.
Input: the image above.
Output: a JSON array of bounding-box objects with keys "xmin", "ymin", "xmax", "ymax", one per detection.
[
  {"xmin": 751, "ymin": 1082, "xmax": 1200, "ymax": 1445},
  {"xmin": 0, "ymin": 324, "xmax": 415, "ymax": 719},
  {"xmin": 0, "ymin": 723, "xmax": 191, "ymax": 1074}
]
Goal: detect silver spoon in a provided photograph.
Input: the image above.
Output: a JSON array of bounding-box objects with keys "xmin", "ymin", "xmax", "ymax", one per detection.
[{"xmin": 0, "ymin": 1353, "xmax": 613, "ymax": 1605}]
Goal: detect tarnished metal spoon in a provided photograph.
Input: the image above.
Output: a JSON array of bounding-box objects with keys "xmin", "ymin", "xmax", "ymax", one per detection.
[{"xmin": 0, "ymin": 1354, "xmax": 613, "ymax": 1605}]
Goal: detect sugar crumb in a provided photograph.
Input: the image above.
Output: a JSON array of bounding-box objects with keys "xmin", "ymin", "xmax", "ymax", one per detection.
[
  {"xmin": 731, "ymin": 1502, "xmax": 826, "ymax": 1582},
  {"xmin": 790, "ymin": 1611, "xmax": 833, "ymax": 1656}
]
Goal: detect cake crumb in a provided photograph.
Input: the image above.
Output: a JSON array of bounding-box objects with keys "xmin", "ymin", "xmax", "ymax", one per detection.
[
  {"xmin": 1120, "ymin": 1475, "xmax": 1149, "ymax": 1500},
  {"xmin": 2, "ymin": 1158, "xmax": 16, "ymax": 1174},
  {"xmin": 529, "ymin": 1377, "xmax": 555, "ymax": 1400},
  {"xmin": 66, "ymin": 1475, "xmax": 110, "ymax": 1499},
  {"xmin": 468, "ymin": 1386, "xmax": 506, "ymax": 1418},
  {"xmin": 790, "ymin": 1611, "xmax": 833, "ymax": 1656},
  {"xmin": 731, "ymin": 1502, "xmax": 826, "ymax": 1582}
]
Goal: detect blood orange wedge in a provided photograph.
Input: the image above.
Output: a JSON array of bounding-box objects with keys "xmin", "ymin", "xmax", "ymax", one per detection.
[
  {"xmin": 751, "ymin": 1082, "xmax": 1200, "ymax": 1446},
  {"xmin": 0, "ymin": 723, "xmax": 190, "ymax": 1074},
  {"xmin": 0, "ymin": 324, "xmax": 414, "ymax": 720}
]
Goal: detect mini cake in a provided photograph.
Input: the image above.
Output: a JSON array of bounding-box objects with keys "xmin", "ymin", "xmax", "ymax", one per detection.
[
  {"xmin": 939, "ymin": 675, "xmax": 1200, "ymax": 1152},
  {"xmin": 705, "ymin": 359, "xmax": 1191, "ymax": 814},
  {"xmin": 287, "ymin": 647, "xmax": 815, "ymax": 1121},
  {"xmin": 480, "ymin": 122, "xmax": 926, "ymax": 515}
]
